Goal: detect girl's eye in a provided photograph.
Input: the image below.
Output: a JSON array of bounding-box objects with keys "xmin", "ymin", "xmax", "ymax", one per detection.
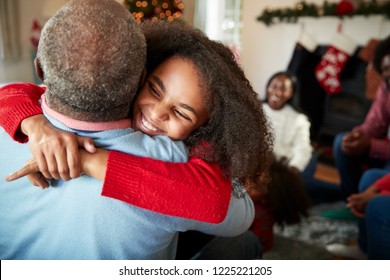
[
  {"xmin": 174, "ymin": 109, "xmax": 191, "ymax": 121},
  {"xmin": 149, "ymin": 82, "xmax": 161, "ymax": 98}
]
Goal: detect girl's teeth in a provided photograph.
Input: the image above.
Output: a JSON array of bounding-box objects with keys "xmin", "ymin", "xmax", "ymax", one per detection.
[{"xmin": 142, "ymin": 117, "xmax": 158, "ymax": 131}]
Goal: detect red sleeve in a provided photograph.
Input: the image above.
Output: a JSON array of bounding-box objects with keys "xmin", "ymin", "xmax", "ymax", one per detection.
[
  {"xmin": 102, "ymin": 151, "xmax": 232, "ymax": 223},
  {"xmin": 374, "ymin": 173, "xmax": 390, "ymax": 194},
  {"xmin": 0, "ymin": 83, "xmax": 44, "ymax": 143}
]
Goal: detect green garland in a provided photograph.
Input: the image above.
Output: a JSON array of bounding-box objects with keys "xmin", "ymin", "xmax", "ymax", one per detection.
[{"xmin": 257, "ymin": 0, "xmax": 390, "ymax": 26}]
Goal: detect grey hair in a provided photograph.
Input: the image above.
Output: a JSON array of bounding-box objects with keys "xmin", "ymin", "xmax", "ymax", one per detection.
[{"xmin": 38, "ymin": 0, "xmax": 146, "ymax": 121}]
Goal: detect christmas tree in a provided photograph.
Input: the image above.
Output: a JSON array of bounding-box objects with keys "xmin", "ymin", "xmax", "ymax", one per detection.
[{"xmin": 124, "ymin": 0, "xmax": 184, "ymax": 23}]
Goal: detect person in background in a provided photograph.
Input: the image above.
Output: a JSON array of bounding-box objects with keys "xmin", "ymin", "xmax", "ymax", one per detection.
[
  {"xmin": 347, "ymin": 169, "xmax": 390, "ymax": 259},
  {"xmin": 0, "ymin": 0, "xmax": 269, "ymax": 259},
  {"xmin": 333, "ymin": 35, "xmax": 390, "ymax": 199},
  {"xmin": 262, "ymin": 71, "xmax": 343, "ymax": 205},
  {"xmin": 326, "ymin": 168, "xmax": 390, "ymax": 259},
  {"xmin": 246, "ymin": 157, "xmax": 312, "ymax": 253},
  {"xmin": 324, "ymin": 36, "xmax": 390, "ymax": 220}
]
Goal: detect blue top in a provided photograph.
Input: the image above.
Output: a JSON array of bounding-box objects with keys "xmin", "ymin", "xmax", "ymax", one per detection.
[{"xmin": 0, "ymin": 110, "xmax": 254, "ymax": 259}]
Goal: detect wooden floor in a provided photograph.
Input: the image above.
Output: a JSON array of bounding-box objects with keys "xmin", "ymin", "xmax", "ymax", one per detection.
[{"xmin": 314, "ymin": 163, "xmax": 340, "ymax": 184}]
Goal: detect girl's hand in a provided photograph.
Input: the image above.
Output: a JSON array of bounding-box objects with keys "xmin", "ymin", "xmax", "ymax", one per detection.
[
  {"xmin": 5, "ymin": 159, "xmax": 50, "ymax": 189},
  {"xmin": 6, "ymin": 148, "xmax": 110, "ymax": 185},
  {"xmin": 20, "ymin": 115, "xmax": 96, "ymax": 180}
]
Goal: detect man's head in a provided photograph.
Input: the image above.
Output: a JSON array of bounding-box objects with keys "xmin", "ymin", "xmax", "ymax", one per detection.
[
  {"xmin": 36, "ymin": 0, "xmax": 146, "ymax": 122},
  {"xmin": 373, "ymin": 35, "xmax": 390, "ymax": 88}
]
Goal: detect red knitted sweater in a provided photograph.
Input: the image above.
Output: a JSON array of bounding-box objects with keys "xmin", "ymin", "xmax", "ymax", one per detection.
[{"xmin": 0, "ymin": 83, "xmax": 231, "ymax": 223}]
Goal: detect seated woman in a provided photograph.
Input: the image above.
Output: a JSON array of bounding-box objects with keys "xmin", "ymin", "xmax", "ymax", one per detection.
[{"xmin": 262, "ymin": 71, "xmax": 343, "ymax": 205}]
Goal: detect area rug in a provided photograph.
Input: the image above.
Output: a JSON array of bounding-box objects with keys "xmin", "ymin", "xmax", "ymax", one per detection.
[
  {"xmin": 275, "ymin": 201, "xmax": 358, "ymax": 246},
  {"xmin": 263, "ymin": 201, "xmax": 359, "ymax": 260}
]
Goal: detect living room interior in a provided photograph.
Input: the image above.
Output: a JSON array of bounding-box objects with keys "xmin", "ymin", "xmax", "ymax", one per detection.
[{"xmin": 1, "ymin": 0, "xmax": 390, "ymax": 260}]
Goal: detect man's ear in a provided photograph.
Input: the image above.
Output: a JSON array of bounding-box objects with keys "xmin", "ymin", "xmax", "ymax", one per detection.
[{"xmin": 34, "ymin": 58, "xmax": 44, "ymax": 83}]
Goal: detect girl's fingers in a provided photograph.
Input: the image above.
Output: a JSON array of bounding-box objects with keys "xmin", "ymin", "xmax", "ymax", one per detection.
[
  {"xmin": 67, "ymin": 148, "xmax": 81, "ymax": 179},
  {"xmin": 45, "ymin": 154, "xmax": 60, "ymax": 180},
  {"xmin": 27, "ymin": 173, "xmax": 50, "ymax": 189},
  {"xmin": 54, "ymin": 148, "xmax": 71, "ymax": 181},
  {"xmin": 5, "ymin": 160, "xmax": 40, "ymax": 181},
  {"xmin": 35, "ymin": 152, "xmax": 51, "ymax": 179}
]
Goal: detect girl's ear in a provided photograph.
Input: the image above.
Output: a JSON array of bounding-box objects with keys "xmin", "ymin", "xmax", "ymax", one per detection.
[{"xmin": 34, "ymin": 58, "xmax": 44, "ymax": 82}]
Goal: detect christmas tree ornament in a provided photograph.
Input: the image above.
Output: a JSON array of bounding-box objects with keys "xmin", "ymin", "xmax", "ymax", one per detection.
[
  {"xmin": 336, "ymin": 0, "xmax": 355, "ymax": 16},
  {"xmin": 315, "ymin": 31, "xmax": 357, "ymax": 94}
]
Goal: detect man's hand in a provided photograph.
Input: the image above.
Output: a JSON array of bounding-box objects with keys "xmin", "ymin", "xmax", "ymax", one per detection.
[
  {"xmin": 346, "ymin": 185, "xmax": 380, "ymax": 218},
  {"xmin": 341, "ymin": 130, "xmax": 371, "ymax": 156},
  {"xmin": 20, "ymin": 115, "xmax": 96, "ymax": 180}
]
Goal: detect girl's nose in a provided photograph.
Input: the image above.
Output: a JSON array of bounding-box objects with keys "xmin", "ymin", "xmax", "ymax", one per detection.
[
  {"xmin": 273, "ymin": 87, "xmax": 283, "ymax": 96},
  {"xmin": 150, "ymin": 103, "xmax": 169, "ymax": 121}
]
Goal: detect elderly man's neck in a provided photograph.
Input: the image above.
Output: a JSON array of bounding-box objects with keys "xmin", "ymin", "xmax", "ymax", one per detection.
[{"xmin": 45, "ymin": 96, "xmax": 129, "ymax": 122}]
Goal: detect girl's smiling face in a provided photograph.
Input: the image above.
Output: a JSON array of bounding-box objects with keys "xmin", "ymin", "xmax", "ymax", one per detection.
[
  {"xmin": 132, "ymin": 56, "xmax": 209, "ymax": 141},
  {"xmin": 266, "ymin": 74, "xmax": 293, "ymax": 110}
]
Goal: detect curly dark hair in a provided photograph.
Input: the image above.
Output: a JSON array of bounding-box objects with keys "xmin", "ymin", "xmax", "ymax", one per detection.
[
  {"xmin": 373, "ymin": 35, "xmax": 390, "ymax": 74},
  {"xmin": 260, "ymin": 157, "xmax": 311, "ymax": 227},
  {"xmin": 140, "ymin": 21, "xmax": 273, "ymax": 180}
]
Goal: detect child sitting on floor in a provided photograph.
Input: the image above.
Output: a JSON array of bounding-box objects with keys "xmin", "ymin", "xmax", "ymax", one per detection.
[{"xmin": 246, "ymin": 157, "xmax": 312, "ymax": 252}]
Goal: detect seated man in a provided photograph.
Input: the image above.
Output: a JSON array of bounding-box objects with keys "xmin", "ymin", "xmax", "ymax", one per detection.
[{"xmin": 333, "ymin": 35, "xmax": 390, "ymax": 198}]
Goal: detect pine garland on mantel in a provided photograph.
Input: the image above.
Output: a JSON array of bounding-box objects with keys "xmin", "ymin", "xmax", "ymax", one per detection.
[{"xmin": 257, "ymin": 0, "xmax": 390, "ymax": 26}]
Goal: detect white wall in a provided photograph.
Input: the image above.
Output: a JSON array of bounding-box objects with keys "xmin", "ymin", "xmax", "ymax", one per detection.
[
  {"xmin": 0, "ymin": 0, "xmax": 67, "ymax": 83},
  {"xmin": 241, "ymin": 0, "xmax": 390, "ymax": 99}
]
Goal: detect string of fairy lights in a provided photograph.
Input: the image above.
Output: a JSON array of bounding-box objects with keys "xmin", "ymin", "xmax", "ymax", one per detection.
[{"xmin": 123, "ymin": 0, "xmax": 184, "ymax": 23}]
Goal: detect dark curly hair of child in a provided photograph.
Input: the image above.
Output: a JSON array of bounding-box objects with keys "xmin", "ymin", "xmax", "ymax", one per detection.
[
  {"xmin": 140, "ymin": 20, "xmax": 273, "ymax": 182},
  {"xmin": 264, "ymin": 157, "xmax": 311, "ymax": 227},
  {"xmin": 248, "ymin": 157, "xmax": 312, "ymax": 252},
  {"xmin": 373, "ymin": 35, "xmax": 390, "ymax": 74}
]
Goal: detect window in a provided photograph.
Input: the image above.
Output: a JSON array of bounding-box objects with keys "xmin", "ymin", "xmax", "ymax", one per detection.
[{"xmin": 194, "ymin": 0, "xmax": 242, "ymax": 48}]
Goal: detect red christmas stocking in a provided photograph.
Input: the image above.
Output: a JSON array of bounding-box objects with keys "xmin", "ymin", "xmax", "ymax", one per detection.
[{"xmin": 315, "ymin": 33, "xmax": 356, "ymax": 94}]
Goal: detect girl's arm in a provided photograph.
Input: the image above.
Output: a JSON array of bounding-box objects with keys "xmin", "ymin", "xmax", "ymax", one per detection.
[
  {"xmin": 0, "ymin": 83, "xmax": 231, "ymax": 223},
  {"xmin": 0, "ymin": 83, "xmax": 95, "ymax": 180},
  {"xmin": 0, "ymin": 83, "xmax": 44, "ymax": 143},
  {"xmin": 80, "ymin": 149, "xmax": 231, "ymax": 223}
]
